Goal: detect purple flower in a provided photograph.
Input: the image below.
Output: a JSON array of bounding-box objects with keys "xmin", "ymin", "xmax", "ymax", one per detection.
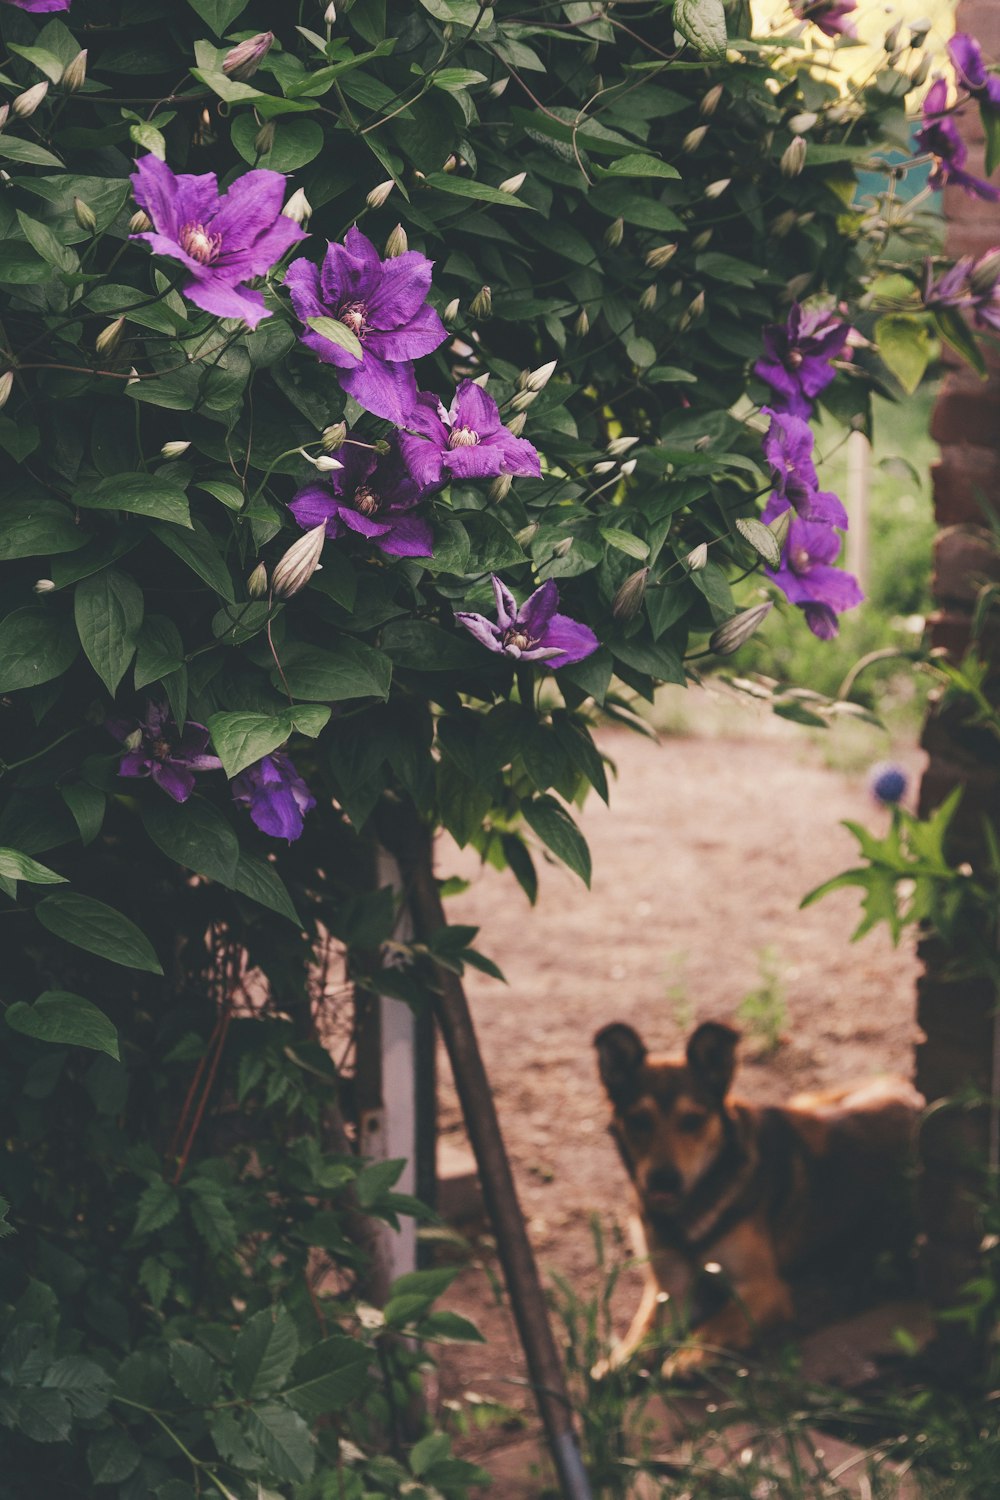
[
  {"xmin": 285, "ymin": 227, "xmax": 447, "ymax": 425},
  {"xmin": 922, "ymin": 256, "xmax": 975, "ymax": 313},
  {"xmin": 915, "ymin": 80, "xmax": 1000, "ymax": 200},
  {"xmin": 2, "ymin": 0, "xmax": 70, "ymax": 8},
  {"xmin": 767, "ymin": 517, "xmax": 863, "ymax": 638},
  {"xmin": 790, "ymin": 0, "xmax": 856, "ymax": 39},
  {"xmin": 869, "ymin": 761, "xmax": 908, "ymax": 806},
  {"xmin": 760, "ymin": 408, "xmax": 848, "ymax": 527},
  {"xmin": 399, "ymin": 381, "xmax": 541, "ymax": 491},
  {"xmin": 455, "ymin": 575, "xmax": 598, "ymax": 668},
  {"xmin": 969, "ymin": 249, "xmax": 1000, "ymax": 332},
  {"xmin": 232, "ymin": 752, "xmax": 315, "ymax": 841},
  {"xmin": 107, "ymin": 701, "xmax": 222, "ymax": 804},
  {"xmin": 754, "ymin": 304, "xmax": 850, "ymax": 418},
  {"xmin": 288, "ymin": 444, "xmax": 432, "ymax": 558},
  {"xmin": 948, "ymin": 33, "xmax": 1000, "ymax": 111},
  {"xmin": 129, "ymin": 156, "xmax": 307, "ymax": 329}
]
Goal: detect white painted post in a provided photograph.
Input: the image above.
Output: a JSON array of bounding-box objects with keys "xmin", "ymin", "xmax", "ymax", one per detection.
[{"xmin": 845, "ymin": 428, "xmax": 871, "ymax": 595}]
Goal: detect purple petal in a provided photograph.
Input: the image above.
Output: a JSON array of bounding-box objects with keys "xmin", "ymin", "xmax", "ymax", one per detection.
[
  {"xmin": 336, "ymin": 507, "xmax": 394, "ymax": 540},
  {"xmin": 443, "ymin": 442, "xmax": 506, "ymax": 481},
  {"xmin": 219, "ymin": 213, "xmax": 307, "ymax": 281},
  {"xmin": 536, "ymin": 614, "xmax": 599, "ymax": 667},
  {"xmin": 366, "ymin": 250, "xmax": 436, "ymax": 327},
  {"xmin": 340, "ymin": 353, "xmax": 419, "ymax": 425},
  {"xmin": 131, "ymin": 156, "xmax": 213, "ymax": 241},
  {"xmin": 183, "ymin": 274, "xmax": 270, "ymax": 327},
  {"xmin": 449, "ymin": 380, "xmax": 504, "ymax": 437},
  {"xmin": 802, "ymin": 562, "xmax": 864, "ymax": 612},
  {"xmin": 519, "ymin": 579, "xmax": 560, "ymax": 635},
  {"xmin": 491, "ymin": 575, "xmax": 519, "ymax": 629},
  {"xmin": 289, "ymin": 487, "xmax": 342, "ymax": 538},
  {"xmin": 454, "ymin": 611, "xmax": 504, "ymax": 653},
  {"xmin": 949, "ymin": 34, "xmax": 988, "ymax": 91},
  {"xmin": 805, "ymin": 488, "xmax": 849, "ymax": 528},
  {"xmin": 319, "ymin": 228, "xmax": 381, "ymax": 307},
  {"xmin": 803, "ymin": 603, "xmax": 840, "ymax": 639},
  {"xmin": 375, "ymin": 514, "xmax": 434, "ymax": 558},
  {"xmin": 364, "ymin": 302, "xmax": 448, "ymax": 362},
  {"xmin": 151, "ymin": 761, "xmax": 195, "ymax": 803},
  {"xmin": 209, "ymin": 170, "xmax": 286, "ymax": 251},
  {"xmin": 118, "ymin": 752, "xmax": 151, "ymax": 779},
  {"xmin": 131, "ymin": 230, "xmax": 207, "ymax": 278}
]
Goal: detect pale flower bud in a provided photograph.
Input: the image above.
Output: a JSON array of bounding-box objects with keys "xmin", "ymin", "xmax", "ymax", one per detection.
[
  {"xmin": 574, "ymin": 307, "xmax": 590, "ymax": 337},
  {"xmin": 639, "ymin": 284, "xmax": 657, "ymax": 312},
  {"xmin": 607, "ymin": 436, "xmax": 638, "ymax": 456},
  {"xmin": 33, "ymin": 579, "xmax": 56, "ymax": 595},
  {"xmin": 619, "ymin": 458, "xmax": 637, "ymax": 476},
  {"xmin": 498, "ymin": 171, "xmax": 526, "ymax": 195},
  {"xmin": 883, "ymin": 20, "xmax": 903, "ymax": 53},
  {"xmin": 223, "ymin": 31, "xmax": 274, "ymax": 82},
  {"xmin": 645, "ymin": 243, "xmax": 677, "ymax": 270},
  {"xmin": 780, "ymin": 138, "xmax": 807, "ymax": 178},
  {"xmin": 700, "ymin": 84, "xmax": 724, "ymax": 117},
  {"xmin": 271, "ymin": 524, "xmax": 326, "ymax": 599},
  {"xmin": 129, "ymin": 209, "xmax": 152, "ymax": 234},
  {"xmin": 282, "ymin": 187, "xmax": 312, "ymax": 225},
  {"xmin": 471, "ymin": 372, "xmax": 490, "ymax": 388},
  {"xmin": 324, "ymin": 1, "xmax": 337, "ymax": 23},
  {"xmin": 682, "ymin": 126, "xmax": 708, "ymax": 153},
  {"xmin": 254, "ymin": 121, "xmax": 275, "ymax": 156},
  {"xmin": 604, "ymin": 216, "xmax": 624, "ymax": 248},
  {"xmin": 0, "ymin": 371, "xmax": 12, "ymax": 409},
  {"xmin": 469, "ymin": 285, "xmax": 492, "ymax": 318},
  {"xmin": 13, "ymin": 82, "xmax": 48, "ymax": 119},
  {"xmin": 553, "ymin": 537, "xmax": 573, "ymax": 557},
  {"xmin": 593, "ymin": 460, "xmax": 616, "ymax": 474},
  {"xmin": 73, "ymin": 196, "xmax": 97, "ymax": 233},
  {"xmin": 710, "ymin": 602, "xmax": 773, "ymax": 656},
  {"xmin": 526, "ymin": 359, "xmax": 557, "ymax": 392},
  {"xmin": 768, "ymin": 509, "xmax": 791, "ymax": 552},
  {"xmin": 314, "ymin": 454, "xmax": 343, "ymax": 473},
  {"xmin": 123, "ymin": 729, "xmax": 143, "ymax": 752},
  {"xmin": 788, "ymin": 111, "xmax": 818, "ymax": 134},
  {"xmin": 488, "ymin": 76, "xmax": 509, "ymax": 98},
  {"xmin": 96, "ymin": 317, "xmax": 126, "ymax": 358},
  {"xmin": 704, "ymin": 178, "xmax": 730, "ymax": 199},
  {"xmin": 366, "ymin": 180, "xmax": 394, "ymax": 210},
  {"xmin": 685, "ymin": 543, "xmax": 708, "ymax": 572},
  {"xmin": 443, "ymin": 297, "xmax": 460, "ymax": 324},
  {"xmin": 678, "ymin": 291, "xmax": 705, "ymax": 331},
  {"xmin": 442, "ymin": 154, "xmax": 459, "ymax": 173},
  {"xmin": 691, "ymin": 229, "xmax": 712, "ymax": 251},
  {"xmin": 160, "ymin": 440, "xmax": 191, "ymax": 459},
  {"xmin": 515, "ymin": 367, "xmax": 531, "ymax": 391},
  {"xmin": 509, "ymin": 387, "xmax": 538, "ymax": 413},
  {"xmin": 60, "ymin": 50, "xmax": 88, "ymax": 93},
  {"xmin": 770, "ymin": 210, "xmax": 797, "ymax": 240},
  {"xmin": 0, "ymin": 105, "xmax": 8, "ymax": 131},
  {"xmin": 911, "ymin": 54, "xmax": 931, "ymax": 86},
  {"xmin": 384, "ymin": 222, "xmax": 408, "ymax": 258},
  {"xmin": 612, "ymin": 568, "xmax": 649, "ymax": 622},
  {"xmin": 489, "ymin": 473, "xmax": 513, "ymax": 503},
  {"xmin": 247, "ymin": 562, "xmax": 268, "ymax": 599},
  {"xmin": 515, "ymin": 522, "xmax": 538, "ymax": 548},
  {"xmin": 321, "ymin": 421, "xmax": 347, "ymax": 452},
  {"xmin": 505, "ymin": 412, "xmax": 527, "ymax": 437}
]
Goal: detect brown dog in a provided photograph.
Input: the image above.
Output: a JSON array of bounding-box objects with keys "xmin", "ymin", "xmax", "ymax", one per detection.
[{"xmin": 594, "ymin": 1020, "xmax": 922, "ymax": 1377}]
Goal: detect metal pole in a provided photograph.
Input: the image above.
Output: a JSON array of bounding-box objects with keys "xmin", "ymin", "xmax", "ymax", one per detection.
[
  {"xmin": 845, "ymin": 428, "xmax": 871, "ymax": 596},
  {"xmin": 390, "ymin": 810, "xmax": 593, "ymax": 1500}
]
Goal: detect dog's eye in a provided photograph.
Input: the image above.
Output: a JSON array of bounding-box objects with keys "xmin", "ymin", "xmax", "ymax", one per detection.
[
  {"xmin": 676, "ymin": 1111, "xmax": 707, "ymax": 1135},
  {"xmin": 625, "ymin": 1108, "xmax": 654, "ymax": 1136}
]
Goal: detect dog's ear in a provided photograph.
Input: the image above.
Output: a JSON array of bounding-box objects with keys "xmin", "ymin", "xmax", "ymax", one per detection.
[
  {"xmin": 594, "ymin": 1023, "xmax": 647, "ymax": 1104},
  {"xmin": 686, "ymin": 1021, "xmax": 739, "ymax": 1100}
]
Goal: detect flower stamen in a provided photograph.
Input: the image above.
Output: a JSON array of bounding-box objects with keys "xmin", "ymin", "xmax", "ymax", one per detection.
[
  {"xmin": 179, "ymin": 222, "xmax": 223, "ymax": 265},
  {"xmin": 448, "ymin": 425, "xmax": 480, "ymax": 449}
]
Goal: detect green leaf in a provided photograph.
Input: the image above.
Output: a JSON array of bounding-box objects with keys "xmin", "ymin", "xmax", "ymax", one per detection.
[
  {"xmin": 142, "ymin": 798, "xmax": 239, "ymax": 886},
  {"xmin": 42, "ymin": 1356, "xmax": 113, "ymax": 1418},
  {"xmin": 35, "ymin": 892, "xmax": 163, "ymax": 974},
  {"xmin": 875, "ymin": 313, "xmax": 934, "ymax": 396},
  {"xmin": 231, "ymin": 114, "xmax": 325, "ymax": 171},
  {"xmin": 422, "ymin": 172, "xmax": 532, "ymax": 207},
  {"xmin": 74, "ymin": 474, "xmax": 192, "ymax": 529},
  {"xmin": 932, "ymin": 306, "xmax": 987, "ymax": 378},
  {"xmin": 278, "ymin": 640, "xmax": 392, "ymax": 702},
  {"xmin": 521, "ymin": 795, "xmax": 591, "ymax": 885},
  {"xmin": 0, "ymin": 494, "xmax": 87, "ymax": 560},
  {"xmin": 187, "ymin": 0, "xmax": 250, "ymax": 34},
  {"xmin": 0, "ymin": 137, "xmax": 64, "ymax": 169},
  {"xmin": 735, "ymin": 516, "xmax": 782, "ymax": 569},
  {"xmin": 229, "ymin": 851, "xmax": 301, "ymax": 926},
  {"xmin": 151, "ymin": 519, "xmax": 236, "ymax": 603},
  {"xmin": 74, "ymin": 568, "xmax": 144, "ymax": 695},
  {"xmin": 985, "ymin": 104, "xmax": 1000, "ymax": 177},
  {"xmin": 244, "ymin": 1402, "xmax": 315, "ymax": 1484},
  {"xmin": 0, "ymin": 848, "xmax": 66, "ymax": 884},
  {"xmin": 134, "ymin": 615, "xmax": 185, "ymax": 689},
  {"xmin": 593, "ymin": 152, "xmax": 681, "ymax": 180},
  {"xmin": 0, "ymin": 607, "xmax": 79, "ymax": 693},
  {"xmin": 599, "ymin": 526, "xmax": 649, "ymax": 560},
  {"xmin": 133, "ymin": 1178, "xmax": 179, "ymax": 1237},
  {"xmin": 303, "ymin": 315, "xmax": 363, "ymax": 359},
  {"xmin": 233, "ymin": 1306, "xmax": 299, "ymax": 1398},
  {"xmin": 380, "ymin": 619, "xmax": 482, "ymax": 671},
  {"xmin": 197, "ymin": 478, "xmax": 245, "ymax": 511},
  {"xmin": 15, "ymin": 212, "xmax": 78, "ymax": 275},
  {"xmin": 0, "ymin": 239, "xmax": 48, "ymax": 285},
  {"xmin": 673, "ymin": 0, "xmax": 728, "ymax": 59},
  {"xmin": 207, "ymin": 710, "xmax": 290, "ymax": 778},
  {"xmin": 169, "ymin": 1341, "xmax": 220, "ymax": 1406},
  {"xmin": 6, "ymin": 992, "xmax": 120, "ymax": 1060},
  {"xmin": 285, "ymin": 1337, "xmax": 371, "ymax": 1420}
]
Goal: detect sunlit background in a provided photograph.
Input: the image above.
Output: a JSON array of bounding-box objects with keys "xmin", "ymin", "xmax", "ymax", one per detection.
[{"xmin": 752, "ymin": 0, "xmax": 956, "ymax": 94}]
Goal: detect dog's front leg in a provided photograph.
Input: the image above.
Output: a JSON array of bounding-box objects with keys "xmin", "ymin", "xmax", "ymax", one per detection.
[
  {"xmin": 593, "ymin": 1235, "xmax": 694, "ymax": 1378},
  {"xmin": 660, "ymin": 1272, "xmax": 793, "ymax": 1379}
]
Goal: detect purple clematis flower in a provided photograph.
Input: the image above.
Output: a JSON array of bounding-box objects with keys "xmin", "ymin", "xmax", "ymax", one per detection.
[
  {"xmin": 2, "ymin": 0, "xmax": 70, "ymax": 9},
  {"xmin": 948, "ymin": 33, "xmax": 1000, "ymax": 111},
  {"xmin": 107, "ymin": 701, "xmax": 222, "ymax": 804},
  {"xmin": 231, "ymin": 751, "xmax": 316, "ymax": 841},
  {"xmin": 790, "ymin": 0, "xmax": 856, "ymax": 39},
  {"xmin": 969, "ymin": 249, "xmax": 1000, "ymax": 332},
  {"xmin": 129, "ymin": 155, "xmax": 307, "ymax": 328},
  {"xmin": 455, "ymin": 575, "xmax": 598, "ymax": 667},
  {"xmin": 760, "ymin": 408, "xmax": 848, "ymax": 527},
  {"xmin": 754, "ymin": 303, "xmax": 851, "ymax": 419},
  {"xmin": 922, "ymin": 256, "xmax": 975, "ymax": 312},
  {"xmin": 399, "ymin": 381, "xmax": 542, "ymax": 491},
  {"xmin": 915, "ymin": 80, "xmax": 1000, "ymax": 200},
  {"xmin": 289, "ymin": 444, "xmax": 433, "ymax": 558},
  {"xmin": 767, "ymin": 517, "xmax": 863, "ymax": 638},
  {"xmin": 285, "ymin": 227, "xmax": 447, "ymax": 426}
]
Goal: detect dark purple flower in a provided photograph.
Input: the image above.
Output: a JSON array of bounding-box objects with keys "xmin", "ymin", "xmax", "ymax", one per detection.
[
  {"xmin": 232, "ymin": 752, "xmax": 315, "ymax": 841},
  {"xmin": 760, "ymin": 408, "xmax": 848, "ymax": 527},
  {"xmin": 2, "ymin": 0, "xmax": 70, "ymax": 8},
  {"xmin": 922, "ymin": 256, "xmax": 975, "ymax": 313},
  {"xmin": 790, "ymin": 0, "xmax": 856, "ymax": 39},
  {"xmin": 399, "ymin": 381, "xmax": 541, "ymax": 491},
  {"xmin": 869, "ymin": 761, "xmax": 908, "ymax": 806},
  {"xmin": 455, "ymin": 575, "xmax": 598, "ymax": 668},
  {"xmin": 288, "ymin": 444, "xmax": 432, "ymax": 558},
  {"xmin": 767, "ymin": 517, "xmax": 863, "ymax": 638},
  {"xmin": 915, "ymin": 80, "xmax": 1000, "ymax": 200},
  {"xmin": 948, "ymin": 33, "xmax": 1000, "ymax": 111},
  {"xmin": 129, "ymin": 156, "xmax": 306, "ymax": 328},
  {"xmin": 107, "ymin": 701, "xmax": 222, "ymax": 804},
  {"xmin": 285, "ymin": 227, "xmax": 447, "ymax": 425},
  {"xmin": 754, "ymin": 304, "xmax": 851, "ymax": 418},
  {"xmin": 969, "ymin": 249, "xmax": 1000, "ymax": 332}
]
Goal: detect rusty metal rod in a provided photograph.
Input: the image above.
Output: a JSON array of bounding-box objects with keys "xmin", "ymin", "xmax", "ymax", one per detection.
[{"xmin": 391, "ymin": 812, "xmax": 593, "ymax": 1500}]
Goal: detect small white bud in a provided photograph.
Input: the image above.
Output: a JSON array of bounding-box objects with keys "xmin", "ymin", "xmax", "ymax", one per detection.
[
  {"xmin": 639, "ymin": 284, "xmax": 657, "ymax": 312},
  {"xmin": 509, "ymin": 387, "xmax": 538, "ymax": 413},
  {"xmin": 384, "ymin": 222, "xmax": 408, "ymax": 258},
  {"xmin": 324, "ymin": 2, "xmax": 337, "ymax": 23},
  {"xmin": 129, "ymin": 209, "xmax": 152, "ymax": 234},
  {"xmin": 471, "ymin": 372, "xmax": 490, "ymax": 388},
  {"xmin": 443, "ymin": 297, "xmax": 460, "ymax": 324},
  {"xmin": 607, "ymin": 436, "xmax": 638, "ymax": 456},
  {"xmin": 515, "ymin": 522, "xmax": 538, "ymax": 548},
  {"xmin": 645, "ymin": 243, "xmax": 677, "ymax": 270},
  {"xmin": 505, "ymin": 412, "xmax": 527, "ymax": 437},
  {"xmin": 0, "ymin": 105, "xmax": 9, "ymax": 131},
  {"xmin": 282, "ymin": 187, "xmax": 312, "ymax": 225},
  {"xmin": 604, "ymin": 216, "xmax": 624, "ymax": 249},
  {"xmin": 574, "ymin": 307, "xmax": 590, "ymax": 337},
  {"xmin": 619, "ymin": 458, "xmax": 637, "ymax": 476},
  {"xmin": 13, "ymin": 82, "xmax": 48, "ymax": 119},
  {"xmin": 700, "ymin": 84, "xmax": 724, "ymax": 117},
  {"xmin": 553, "ymin": 537, "xmax": 573, "ymax": 558},
  {"xmin": 685, "ymin": 543, "xmax": 708, "ymax": 571},
  {"xmin": 788, "ymin": 111, "xmax": 818, "ymax": 134},
  {"xmin": 254, "ymin": 121, "xmax": 275, "ymax": 155},
  {"xmin": 691, "ymin": 229, "xmax": 712, "ymax": 251},
  {"xmin": 704, "ymin": 178, "xmax": 731, "ymax": 199},
  {"xmin": 682, "ymin": 126, "xmax": 708, "ymax": 153},
  {"xmin": 526, "ymin": 359, "xmax": 557, "ymax": 392},
  {"xmin": 488, "ymin": 473, "xmax": 513, "ymax": 503},
  {"xmin": 321, "ymin": 421, "xmax": 347, "ymax": 452},
  {"xmin": 160, "ymin": 440, "xmax": 191, "ymax": 460},
  {"xmin": 33, "ymin": 578, "xmax": 56, "ymax": 595},
  {"xmin": 313, "ymin": 454, "xmax": 344, "ymax": 473},
  {"xmin": 73, "ymin": 197, "xmax": 97, "ymax": 234},
  {"xmin": 366, "ymin": 180, "xmax": 394, "ymax": 210},
  {"xmin": 247, "ymin": 562, "xmax": 268, "ymax": 599},
  {"xmin": 498, "ymin": 171, "xmax": 526, "ymax": 195},
  {"xmin": 709, "ymin": 602, "xmax": 773, "ymax": 656},
  {"xmin": 469, "ymin": 285, "xmax": 492, "ymax": 318},
  {"xmin": 96, "ymin": 317, "xmax": 126, "ymax": 358},
  {"xmin": 0, "ymin": 371, "xmax": 13, "ymax": 409},
  {"xmin": 60, "ymin": 50, "xmax": 88, "ymax": 93},
  {"xmin": 488, "ymin": 76, "xmax": 509, "ymax": 99},
  {"xmin": 593, "ymin": 460, "xmax": 616, "ymax": 474},
  {"xmin": 612, "ymin": 568, "xmax": 649, "ymax": 622},
  {"xmin": 271, "ymin": 524, "xmax": 326, "ymax": 599},
  {"xmin": 780, "ymin": 138, "xmax": 807, "ymax": 178}
]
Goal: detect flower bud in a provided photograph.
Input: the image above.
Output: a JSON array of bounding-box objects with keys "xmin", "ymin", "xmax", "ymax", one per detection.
[
  {"xmin": 223, "ymin": 30, "xmax": 274, "ymax": 82},
  {"xmin": 13, "ymin": 82, "xmax": 48, "ymax": 119},
  {"xmin": 488, "ymin": 76, "xmax": 509, "ymax": 98},
  {"xmin": 604, "ymin": 216, "xmax": 624, "ymax": 248},
  {"xmin": 254, "ymin": 121, "xmax": 275, "ymax": 156},
  {"xmin": 0, "ymin": 371, "xmax": 12, "ymax": 409},
  {"xmin": 709, "ymin": 601, "xmax": 773, "ymax": 656},
  {"xmin": 770, "ymin": 210, "xmax": 797, "ymax": 240},
  {"xmin": 593, "ymin": 460, "xmax": 616, "ymax": 474},
  {"xmin": 607, "ymin": 435, "xmax": 638, "ymax": 456},
  {"xmin": 469, "ymin": 285, "xmax": 492, "ymax": 318},
  {"xmin": 505, "ymin": 412, "xmax": 527, "ymax": 437},
  {"xmin": 0, "ymin": 105, "xmax": 8, "ymax": 131},
  {"xmin": 443, "ymin": 297, "xmax": 460, "ymax": 324},
  {"xmin": 682, "ymin": 126, "xmax": 708, "ymax": 153},
  {"xmin": 471, "ymin": 372, "xmax": 490, "ymax": 388},
  {"xmin": 911, "ymin": 53, "xmax": 931, "ymax": 86},
  {"xmin": 883, "ymin": 20, "xmax": 903, "ymax": 53},
  {"xmin": 33, "ymin": 578, "xmax": 55, "ymax": 595},
  {"xmin": 96, "ymin": 317, "xmax": 126, "ymax": 358},
  {"xmin": 123, "ymin": 729, "xmax": 143, "ymax": 752},
  {"xmin": 693, "ymin": 434, "xmax": 712, "ymax": 452},
  {"xmin": 509, "ymin": 387, "xmax": 538, "ymax": 413},
  {"xmin": 282, "ymin": 187, "xmax": 312, "ymax": 225},
  {"xmin": 515, "ymin": 522, "xmax": 538, "ymax": 548},
  {"xmin": 700, "ymin": 84, "xmax": 724, "ymax": 117},
  {"xmin": 314, "ymin": 454, "xmax": 343, "ymax": 473},
  {"xmin": 384, "ymin": 222, "xmax": 408, "ymax": 258},
  {"xmin": 553, "ymin": 537, "xmax": 573, "ymax": 557},
  {"xmin": 271, "ymin": 524, "xmax": 326, "ymax": 599},
  {"xmin": 785, "ymin": 271, "xmax": 812, "ymax": 301},
  {"xmin": 160, "ymin": 440, "xmax": 191, "ymax": 459},
  {"xmin": 574, "ymin": 307, "xmax": 590, "ymax": 337},
  {"xmin": 678, "ymin": 291, "xmax": 705, "ymax": 331},
  {"xmin": 373, "ymin": 438, "xmax": 391, "ymax": 455},
  {"xmin": 685, "ymin": 543, "xmax": 708, "ymax": 572},
  {"xmin": 73, "ymin": 196, "xmax": 97, "ymax": 234},
  {"xmin": 619, "ymin": 457, "xmax": 636, "ymax": 476},
  {"xmin": 489, "ymin": 472, "xmax": 513, "ymax": 503},
  {"xmin": 60, "ymin": 49, "xmax": 88, "ymax": 93},
  {"xmin": 366, "ymin": 181, "xmax": 394, "ymax": 212},
  {"xmin": 780, "ymin": 137, "xmax": 807, "ymax": 178},
  {"xmin": 324, "ymin": 1, "xmax": 337, "ymax": 23},
  {"xmin": 321, "ymin": 421, "xmax": 347, "ymax": 452},
  {"xmin": 639, "ymin": 283, "xmax": 657, "ymax": 312},
  {"xmin": 498, "ymin": 171, "xmax": 526, "ymax": 195},
  {"xmin": 645, "ymin": 242, "xmax": 677, "ymax": 270},
  {"xmin": 704, "ymin": 177, "xmax": 730, "ymax": 199},
  {"xmin": 247, "ymin": 562, "xmax": 269, "ymax": 599},
  {"xmin": 515, "ymin": 367, "xmax": 531, "ymax": 391},
  {"xmin": 442, "ymin": 154, "xmax": 459, "ymax": 174},
  {"xmin": 970, "ymin": 249, "xmax": 1000, "ymax": 295},
  {"xmin": 612, "ymin": 567, "xmax": 649, "ymax": 622},
  {"xmin": 909, "ymin": 19, "xmax": 931, "ymax": 46},
  {"xmin": 129, "ymin": 209, "xmax": 152, "ymax": 234},
  {"xmin": 788, "ymin": 111, "xmax": 818, "ymax": 134},
  {"xmin": 768, "ymin": 509, "xmax": 791, "ymax": 552},
  {"xmin": 126, "ymin": 367, "xmax": 140, "ymax": 386},
  {"xmin": 691, "ymin": 229, "xmax": 712, "ymax": 251},
  {"xmin": 526, "ymin": 359, "xmax": 557, "ymax": 392}
]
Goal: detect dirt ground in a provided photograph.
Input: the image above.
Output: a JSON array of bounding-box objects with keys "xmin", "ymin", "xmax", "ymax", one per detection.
[{"xmin": 428, "ymin": 715, "xmax": 926, "ymax": 1475}]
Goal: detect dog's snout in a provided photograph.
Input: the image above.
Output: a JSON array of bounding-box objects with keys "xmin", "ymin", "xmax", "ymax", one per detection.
[{"xmin": 646, "ymin": 1165, "xmax": 682, "ymax": 1195}]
